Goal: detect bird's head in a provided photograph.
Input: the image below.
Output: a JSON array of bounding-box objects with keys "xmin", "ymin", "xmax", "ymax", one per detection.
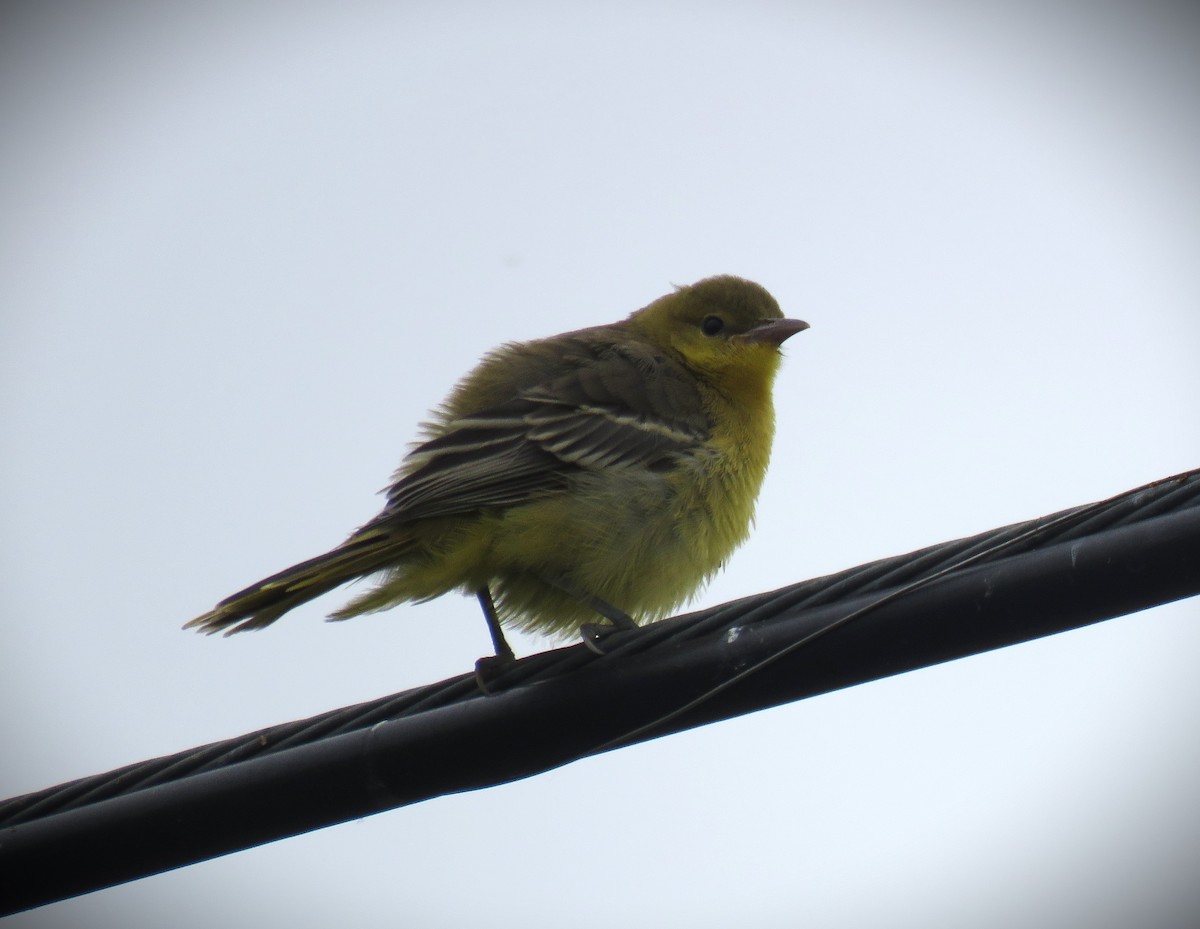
[{"xmin": 629, "ymin": 275, "xmax": 809, "ymax": 390}]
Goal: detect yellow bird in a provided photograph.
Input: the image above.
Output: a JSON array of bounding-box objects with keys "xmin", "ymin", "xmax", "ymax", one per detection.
[{"xmin": 186, "ymin": 275, "xmax": 808, "ymax": 660}]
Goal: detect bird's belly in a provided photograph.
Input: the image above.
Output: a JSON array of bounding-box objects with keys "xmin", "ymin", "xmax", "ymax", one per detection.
[{"xmin": 486, "ymin": 466, "xmax": 754, "ymax": 635}]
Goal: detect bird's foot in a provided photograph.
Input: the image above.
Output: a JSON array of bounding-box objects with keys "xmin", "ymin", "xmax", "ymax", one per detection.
[
  {"xmin": 580, "ymin": 615, "xmax": 638, "ymax": 655},
  {"xmin": 474, "ymin": 653, "xmax": 516, "ymax": 694}
]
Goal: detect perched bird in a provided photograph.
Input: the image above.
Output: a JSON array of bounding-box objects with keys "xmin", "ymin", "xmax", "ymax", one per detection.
[{"xmin": 186, "ymin": 275, "xmax": 808, "ymax": 660}]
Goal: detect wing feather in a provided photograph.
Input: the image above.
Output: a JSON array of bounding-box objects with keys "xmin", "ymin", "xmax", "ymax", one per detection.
[{"xmin": 366, "ymin": 337, "xmax": 711, "ymax": 528}]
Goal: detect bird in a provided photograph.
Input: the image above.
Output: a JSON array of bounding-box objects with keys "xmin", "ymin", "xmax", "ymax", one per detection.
[{"xmin": 185, "ymin": 275, "xmax": 808, "ymax": 661}]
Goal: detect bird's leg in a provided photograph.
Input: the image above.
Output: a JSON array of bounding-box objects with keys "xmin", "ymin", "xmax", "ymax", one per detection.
[
  {"xmin": 536, "ymin": 572, "xmax": 638, "ymax": 629},
  {"xmin": 474, "ymin": 586, "xmax": 515, "ymax": 692},
  {"xmin": 477, "ymin": 586, "xmax": 516, "ymax": 660},
  {"xmin": 535, "ymin": 572, "xmax": 638, "ymax": 655}
]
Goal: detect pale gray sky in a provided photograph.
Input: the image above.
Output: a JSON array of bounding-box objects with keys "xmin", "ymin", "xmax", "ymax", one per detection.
[{"xmin": 3, "ymin": 2, "xmax": 1199, "ymax": 927}]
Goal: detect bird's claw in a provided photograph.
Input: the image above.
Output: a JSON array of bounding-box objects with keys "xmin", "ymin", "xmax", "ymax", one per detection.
[
  {"xmin": 474, "ymin": 653, "xmax": 516, "ymax": 693},
  {"xmin": 580, "ymin": 621, "xmax": 635, "ymax": 655}
]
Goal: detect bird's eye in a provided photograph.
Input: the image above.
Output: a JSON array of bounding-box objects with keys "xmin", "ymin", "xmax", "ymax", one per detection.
[{"xmin": 701, "ymin": 315, "xmax": 725, "ymax": 336}]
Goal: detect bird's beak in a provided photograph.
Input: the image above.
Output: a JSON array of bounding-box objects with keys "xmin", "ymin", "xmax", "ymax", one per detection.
[{"xmin": 740, "ymin": 317, "xmax": 810, "ymax": 346}]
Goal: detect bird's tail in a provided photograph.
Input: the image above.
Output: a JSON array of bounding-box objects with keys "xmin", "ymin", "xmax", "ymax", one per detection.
[{"xmin": 184, "ymin": 533, "xmax": 402, "ymax": 636}]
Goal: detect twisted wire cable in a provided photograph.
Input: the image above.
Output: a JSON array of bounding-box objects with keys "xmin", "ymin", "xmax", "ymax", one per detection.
[
  {"xmin": 3, "ymin": 467, "xmax": 1198, "ymax": 914},
  {"xmin": 3, "ymin": 467, "xmax": 1198, "ymax": 829}
]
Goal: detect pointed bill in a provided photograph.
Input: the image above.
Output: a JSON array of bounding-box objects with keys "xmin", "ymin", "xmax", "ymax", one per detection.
[{"xmin": 739, "ymin": 317, "xmax": 810, "ymax": 346}]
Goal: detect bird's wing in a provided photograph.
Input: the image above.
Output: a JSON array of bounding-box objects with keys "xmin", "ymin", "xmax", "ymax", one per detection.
[{"xmin": 372, "ymin": 342, "xmax": 711, "ymax": 524}]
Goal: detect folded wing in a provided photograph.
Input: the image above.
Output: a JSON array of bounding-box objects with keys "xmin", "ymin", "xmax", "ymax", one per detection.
[{"xmin": 369, "ymin": 340, "xmax": 711, "ymax": 527}]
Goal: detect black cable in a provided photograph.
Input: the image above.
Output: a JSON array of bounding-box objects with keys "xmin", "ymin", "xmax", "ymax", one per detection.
[{"xmin": 3, "ymin": 468, "xmax": 1198, "ymax": 915}]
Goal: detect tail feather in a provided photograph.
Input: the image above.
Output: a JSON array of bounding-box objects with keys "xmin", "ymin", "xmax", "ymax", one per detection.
[{"xmin": 184, "ymin": 535, "xmax": 403, "ymax": 636}]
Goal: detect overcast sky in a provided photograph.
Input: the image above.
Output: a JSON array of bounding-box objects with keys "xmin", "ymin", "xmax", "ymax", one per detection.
[{"xmin": 3, "ymin": 2, "xmax": 1199, "ymax": 927}]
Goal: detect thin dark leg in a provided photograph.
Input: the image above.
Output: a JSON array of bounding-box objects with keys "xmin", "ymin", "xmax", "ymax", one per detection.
[
  {"xmin": 535, "ymin": 573, "xmax": 638, "ymax": 629},
  {"xmin": 473, "ymin": 587, "xmax": 516, "ymax": 694},
  {"xmin": 534, "ymin": 572, "xmax": 639, "ymax": 656},
  {"xmin": 476, "ymin": 587, "xmax": 515, "ymax": 661}
]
